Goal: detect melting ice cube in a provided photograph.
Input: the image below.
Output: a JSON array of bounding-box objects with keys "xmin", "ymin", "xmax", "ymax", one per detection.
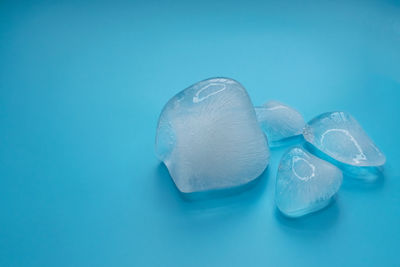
[
  {"xmin": 303, "ymin": 111, "xmax": 386, "ymax": 167},
  {"xmin": 155, "ymin": 78, "xmax": 270, "ymax": 193},
  {"xmin": 275, "ymin": 146, "xmax": 343, "ymax": 217},
  {"xmin": 255, "ymin": 101, "xmax": 305, "ymax": 146}
]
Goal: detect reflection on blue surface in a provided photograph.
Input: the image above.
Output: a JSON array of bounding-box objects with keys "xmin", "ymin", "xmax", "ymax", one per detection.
[
  {"xmin": 156, "ymin": 162, "xmax": 271, "ymax": 214},
  {"xmin": 1, "ymin": 0, "xmax": 400, "ymax": 266}
]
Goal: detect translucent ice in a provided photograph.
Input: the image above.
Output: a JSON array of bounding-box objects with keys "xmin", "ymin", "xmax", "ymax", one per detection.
[
  {"xmin": 155, "ymin": 78, "xmax": 270, "ymax": 193},
  {"xmin": 303, "ymin": 111, "xmax": 386, "ymax": 167},
  {"xmin": 276, "ymin": 146, "xmax": 343, "ymax": 217},
  {"xmin": 255, "ymin": 101, "xmax": 305, "ymax": 146}
]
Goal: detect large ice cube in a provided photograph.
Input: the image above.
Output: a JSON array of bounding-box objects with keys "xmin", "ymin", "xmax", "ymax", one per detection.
[
  {"xmin": 276, "ymin": 146, "xmax": 343, "ymax": 217},
  {"xmin": 303, "ymin": 111, "xmax": 386, "ymax": 167},
  {"xmin": 255, "ymin": 101, "xmax": 305, "ymax": 146},
  {"xmin": 155, "ymin": 78, "xmax": 270, "ymax": 193}
]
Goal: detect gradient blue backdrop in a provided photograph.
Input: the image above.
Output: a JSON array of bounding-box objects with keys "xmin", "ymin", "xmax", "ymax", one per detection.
[{"xmin": 1, "ymin": 0, "xmax": 400, "ymax": 266}]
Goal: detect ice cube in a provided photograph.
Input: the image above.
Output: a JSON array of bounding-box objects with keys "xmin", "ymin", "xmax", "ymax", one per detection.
[
  {"xmin": 255, "ymin": 101, "xmax": 305, "ymax": 146},
  {"xmin": 155, "ymin": 78, "xmax": 270, "ymax": 193},
  {"xmin": 275, "ymin": 146, "xmax": 343, "ymax": 217},
  {"xmin": 303, "ymin": 111, "xmax": 386, "ymax": 167}
]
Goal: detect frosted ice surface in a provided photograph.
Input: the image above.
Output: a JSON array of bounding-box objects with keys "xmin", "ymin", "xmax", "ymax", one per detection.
[
  {"xmin": 155, "ymin": 78, "xmax": 270, "ymax": 193},
  {"xmin": 255, "ymin": 101, "xmax": 305, "ymax": 145},
  {"xmin": 276, "ymin": 146, "xmax": 343, "ymax": 217},
  {"xmin": 303, "ymin": 111, "xmax": 386, "ymax": 167}
]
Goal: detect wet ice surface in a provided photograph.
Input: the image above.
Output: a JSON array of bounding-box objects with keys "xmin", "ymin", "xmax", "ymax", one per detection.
[
  {"xmin": 255, "ymin": 101, "xmax": 305, "ymax": 146},
  {"xmin": 304, "ymin": 142, "xmax": 384, "ymax": 181},
  {"xmin": 155, "ymin": 78, "xmax": 270, "ymax": 193},
  {"xmin": 275, "ymin": 146, "xmax": 343, "ymax": 217},
  {"xmin": 303, "ymin": 111, "xmax": 386, "ymax": 167}
]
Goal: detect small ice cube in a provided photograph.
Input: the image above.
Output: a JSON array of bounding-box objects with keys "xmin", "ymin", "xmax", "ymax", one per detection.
[
  {"xmin": 303, "ymin": 111, "xmax": 386, "ymax": 167},
  {"xmin": 275, "ymin": 146, "xmax": 343, "ymax": 217},
  {"xmin": 255, "ymin": 101, "xmax": 305, "ymax": 146}
]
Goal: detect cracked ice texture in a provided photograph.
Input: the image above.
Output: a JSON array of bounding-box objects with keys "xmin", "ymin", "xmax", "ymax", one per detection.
[
  {"xmin": 303, "ymin": 111, "xmax": 386, "ymax": 167},
  {"xmin": 155, "ymin": 78, "xmax": 270, "ymax": 193},
  {"xmin": 276, "ymin": 146, "xmax": 343, "ymax": 217},
  {"xmin": 255, "ymin": 101, "xmax": 305, "ymax": 145}
]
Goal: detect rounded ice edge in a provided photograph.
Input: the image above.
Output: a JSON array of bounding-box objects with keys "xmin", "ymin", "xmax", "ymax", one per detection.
[{"xmin": 302, "ymin": 111, "xmax": 386, "ymax": 167}]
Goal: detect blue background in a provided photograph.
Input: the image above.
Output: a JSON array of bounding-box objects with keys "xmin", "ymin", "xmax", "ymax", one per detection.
[{"xmin": 1, "ymin": 0, "xmax": 400, "ymax": 266}]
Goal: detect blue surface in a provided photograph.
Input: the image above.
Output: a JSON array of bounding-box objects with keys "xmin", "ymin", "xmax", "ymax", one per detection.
[{"xmin": 1, "ymin": 1, "xmax": 400, "ymax": 266}]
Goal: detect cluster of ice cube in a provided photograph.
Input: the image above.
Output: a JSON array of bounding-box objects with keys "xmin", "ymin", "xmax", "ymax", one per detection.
[{"xmin": 155, "ymin": 77, "xmax": 386, "ymax": 217}]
